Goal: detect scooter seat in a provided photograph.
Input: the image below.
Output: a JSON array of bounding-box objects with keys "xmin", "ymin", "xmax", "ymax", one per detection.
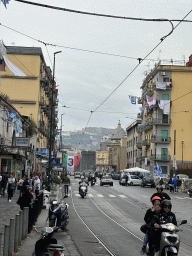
[{"xmin": 47, "ymin": 244, "xmax": 64, "ymax": 250}]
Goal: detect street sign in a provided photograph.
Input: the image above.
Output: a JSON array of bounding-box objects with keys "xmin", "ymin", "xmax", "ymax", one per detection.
[
  {"xmin": 51, "ymin": 158, "xmax": 57, "ymax": 165},
  {"xmin": 16, "ymin": 137, "xmax": 29, "ymax": 147}
]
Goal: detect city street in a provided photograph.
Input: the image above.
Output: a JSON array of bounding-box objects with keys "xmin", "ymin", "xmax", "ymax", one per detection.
[{"xmin": 61, "ymin": 178, "xmax": 192, "ymax": 256}]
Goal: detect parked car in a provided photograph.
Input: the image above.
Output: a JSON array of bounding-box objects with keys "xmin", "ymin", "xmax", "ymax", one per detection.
[
  {"xmin": 141, "ymin": 177, "xmax": 155, "ymax": 188},
  {"xmin": 127, "ymin": 175, "xmax": 142, "ymax": 186},
  {"xmin": 70, "ymin": 172, "xmax": 74, "ymax": 176},
  {"xmin": 100, "ymin": 175, "xmax": 113, "ymax": 186},
  {"xmin": 74, "ymin": 172, "xmax": 81, "ymax": 179}
]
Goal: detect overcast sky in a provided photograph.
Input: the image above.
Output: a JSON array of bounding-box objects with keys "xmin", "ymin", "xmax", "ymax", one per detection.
[{"xmin": 1, "ymin": 0, "xmax": 192, "ymax": 132}]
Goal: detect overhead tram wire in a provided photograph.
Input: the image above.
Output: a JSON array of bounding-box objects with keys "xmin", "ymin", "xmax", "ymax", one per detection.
[
  {"xmin": 14, "ymin": 0, "xmax": 192, "ymax": 23},
  {"xmin": 0, "ymin": 23, "xmax": 190, "ymax": 64},
  {"xmin": 78, "ymin": 9, "xmax": 192, "ymax": 143}
]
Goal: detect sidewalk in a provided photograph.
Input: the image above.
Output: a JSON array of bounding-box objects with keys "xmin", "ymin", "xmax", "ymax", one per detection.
[{"xmin": 17, "ymin": 186, "xmax": 81, "ymax": 256}]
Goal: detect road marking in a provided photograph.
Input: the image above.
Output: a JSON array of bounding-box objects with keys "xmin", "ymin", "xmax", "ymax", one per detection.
[
  {"xmin": 88, "ymin": 194, "xmax": 93, "ymax": 197},
  {"xmin": 97, "ymin": 194, "xmax": 104, "ymax": 197},
  {"xmin": 109, "ymin": 195, "xmax": 116, "ymax": 197},
  {"xmin": 175, "ymin": 196, "xmax": 192, "ymax": 200},
  {"xmin": 119, "ymin": 195, "xmax": 127, "ymax": 198},
  {"xmin": 75, "ymin": 194, "xmax": 81, "ymax": 197}
]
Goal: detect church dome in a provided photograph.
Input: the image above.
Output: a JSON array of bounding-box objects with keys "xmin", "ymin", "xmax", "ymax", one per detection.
[{"xmin": 111, "ymin": 120, "xmax": 125, "ymax": 140}]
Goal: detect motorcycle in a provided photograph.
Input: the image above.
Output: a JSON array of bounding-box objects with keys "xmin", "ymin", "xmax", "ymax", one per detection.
[
  {"xmin": 91, "ymin": 178, "xmax": 96, "ymax": 186},
  {"xmin": 187, "ymin": 185, "xmax": 192, "ymax": 197},
  {"xmin": 79, "ymin": 182, "xmax": 88, "ymax": 198},
  {"xmin": 49, "ymin": 199, "xmax": 69, "ymax": 231},
  {"xmin": 35, "ymin": 226, "xmax": 64, "ymax": 256},
  {"xmin": 146, "ymin": 219, "xmax": 187, "ymax": 256}
]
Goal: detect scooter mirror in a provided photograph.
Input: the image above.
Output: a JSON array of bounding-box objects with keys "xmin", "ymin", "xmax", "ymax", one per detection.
[{"xmin": 181, "ymin": 220, "xmax": 187, "ymax": 225}]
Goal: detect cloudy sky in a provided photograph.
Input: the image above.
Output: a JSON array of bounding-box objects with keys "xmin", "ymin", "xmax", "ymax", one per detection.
[{"xmin": 1, "ymin": 0, "xmax": 192, "ymax": 132}]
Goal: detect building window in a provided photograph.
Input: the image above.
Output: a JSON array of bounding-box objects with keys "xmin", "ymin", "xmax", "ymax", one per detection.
[
  {"xmin": 0, "ymin": 59, "xmax": 5, "ymax": 71},
  {"xmin": 161, "ymin": 166, "xmax": 168, "ymax": 174},
  {"xmin": 163, "ymin": 77, "xmax": 169, "ymax": 82},
  {"xmin": 162, "ymin": 94, "xmax": 169, "ymax": 100}
]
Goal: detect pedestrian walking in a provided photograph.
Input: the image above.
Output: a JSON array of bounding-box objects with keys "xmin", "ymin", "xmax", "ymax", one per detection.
[
  {"xmin": 34, "ymin": 176, "xmax": 40, "ymax": 196},
  {"xmin": 173, "ymin": 177, "xmax": 178, "ymax": 193},
  {"xmin": 168, "ymin": 177, "xmax": 174, "ymax": 192},
  {"xmin": 176, "ymin": 177, "xmax": 182, "ymax": 194},
  {"xmin": 6, "ymin": 173, "xmax": 16, "ymax": 202},
  {"xmin": 1, "ymin": 172, "xmax": 8, "ymax": 196},
  {"xmin": 125, "ymin": 174, "xmax": 128, "ymax": 186},
  {"xmin": 63, "ymin": 173, "xmax": 70, "ymax": 196},
  {"xmin": 17, "ymin": 185, "xmax": 33, "ymax": 210}
]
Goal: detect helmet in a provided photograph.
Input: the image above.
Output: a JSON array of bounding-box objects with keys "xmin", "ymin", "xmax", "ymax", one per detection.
[
  {"xmin": 151, "ymin": 196, "xmax": 161, "ymax": 204},
  {"xmin": 161, "ymin": 199, "xmax": 172, "ymax": 210},
  {"xmin": 156, "ymin": 185, "xmax": 163, "ymax": 191}
]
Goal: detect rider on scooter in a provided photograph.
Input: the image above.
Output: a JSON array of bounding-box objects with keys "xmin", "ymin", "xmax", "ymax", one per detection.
[
  {"xmin": 147, "ymin": 199, "xmax": 177, "ymax": 255},
  {"xmin": 150, "ymin": 185, "xmax": 171, "ymax": 201},
  {"xmin": 79, "ymin": 178, "xmax": 88, "ymax": 193}
]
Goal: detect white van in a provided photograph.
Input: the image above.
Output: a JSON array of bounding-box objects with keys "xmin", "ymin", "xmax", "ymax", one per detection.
[{"xmin": 176, "ymin": 174, "xmax": 189, "ymax": 180}]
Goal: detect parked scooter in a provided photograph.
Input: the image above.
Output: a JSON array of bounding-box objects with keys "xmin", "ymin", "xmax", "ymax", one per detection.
[
  {"xmin": 49, "ymin": 199, "xmax": 69, "ymax": 231},
  {"xmin": 35, "ymin": 226, "xmax": 64, "ymax": 256},
  {"xmin": 187, "ymin": 185, "xmax": 192, "ymax": 197},
  {"xmin": 146, "ymin": 219, "xmax": 187, "ymax": 256},
  {"xmin": 79, "ymin": 181, "xmax": 88, "ymax": 198}
]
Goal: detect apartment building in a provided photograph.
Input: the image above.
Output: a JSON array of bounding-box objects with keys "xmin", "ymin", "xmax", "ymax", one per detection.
[
  {"xmin": 126, "ymin": 118, "xmax": 142, "ymax": 168},
  {"xmin": 0, "ymin": 45, "xmax": 58, "ymax": 174},
  {"xmin": 138, "ymin": 58, "xmax": 192, "ymax": 177},
  {"xmin": 95, "ymin": 150, "xmax": 109, "ymax": 172}
]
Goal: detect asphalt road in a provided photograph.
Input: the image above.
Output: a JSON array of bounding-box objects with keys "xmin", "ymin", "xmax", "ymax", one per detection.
[{"xmin": 65, "ymin": 178, "xmax": 192, "ymax": 256}]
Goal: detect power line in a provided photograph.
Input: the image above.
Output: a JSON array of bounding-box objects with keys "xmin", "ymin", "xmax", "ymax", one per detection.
[
  {"xmin": 14, "ymin": 0, "xmax": 192, "ymax": 23},
  {"xmin": 0, "ymin": 23, "xmax": 189, "ymax": 64}
]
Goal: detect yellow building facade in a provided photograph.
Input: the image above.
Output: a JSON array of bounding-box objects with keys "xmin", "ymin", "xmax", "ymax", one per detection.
[
  {"xmin": 0, "ymin": 46, "xmax": 58, "ymax": 173},
  {"xmin": 96, "ymin": 151, "xmax": 109, "ymax": 171},
  {"xmin": 138, "ymin": 60, "xmax": 192, "ymax": 177}
]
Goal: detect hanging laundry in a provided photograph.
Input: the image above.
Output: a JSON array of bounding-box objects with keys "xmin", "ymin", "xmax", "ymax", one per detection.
[
  {"xmin": 156, "ymin": 82, "xmax": 167, "ymax": 90},
  {"xmin": 158, "ymin": 100, "xmax": 170, "ymax": 114},
  {"xmin": 0, "ymin": 40, "xmax": 26, "ymax": 77},
  {"xmin": 128, "ymin": 95, "xmax": 136, "ymax": 104},
  {"xmin": 146, "ymin": 95, "xmax": 156, "ymax": 107},
  {"xmin": 1, "ymin": 0, "xmax": 11, "ymax": 8}
]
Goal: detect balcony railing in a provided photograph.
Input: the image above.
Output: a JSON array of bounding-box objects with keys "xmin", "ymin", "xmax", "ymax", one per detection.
[
  {"xmin": 152, "ymin": 82, "xmax": 172, "ymax": 90},
  {"xmin": 141, "ymin": 139, "xmax": 150, "ymax": 146},
  {"xmin": 152, "ymin": 118, "xmax": 171, "ymax": 125},
  {"xmin": 150, "ymin": 154, "xmax": 170, "ymax": 161},
  {"xmin": 136, "ymin": 142, "xmax": 142, "ymax": 149},
  {"xmin": 151, "ymin": 136, "xmax": 171, "ymax": 143}
]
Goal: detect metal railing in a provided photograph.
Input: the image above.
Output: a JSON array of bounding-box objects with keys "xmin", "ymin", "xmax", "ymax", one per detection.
[
  {"xmin": 151, "ymin": 136, "xmax": 171, "ymax": 143},
  {"xmin": 150, "ymin": 154, "xmax": 171, "ymax": 161},
  {"xmin": 1, "ymin": 192, "xmax": 43, "ymax": 256}
]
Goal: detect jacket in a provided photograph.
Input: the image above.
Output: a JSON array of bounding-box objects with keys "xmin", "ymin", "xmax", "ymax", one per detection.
[
  {"xmin": 151, "ymin": 209, "xmax": 177, "ymax": 227},
  {"xmin": 144, "ymin": 208, "xmax": 155, "ymax": 224}
]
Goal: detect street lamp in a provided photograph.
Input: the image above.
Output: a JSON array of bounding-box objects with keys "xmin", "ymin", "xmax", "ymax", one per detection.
[
  {"xmin": 60, "ymin": 113, "xmax": 65, "ymax": 150},
  {"xmin": 48, "ymin": 51, "xmax": 62, "ymax": 191}
]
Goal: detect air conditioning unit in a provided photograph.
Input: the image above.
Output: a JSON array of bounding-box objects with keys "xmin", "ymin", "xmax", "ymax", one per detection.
[
  {"xmin": 161, "ymin": 72, "xmax": 166, "ymax": 76},
  {"xmin": 0, "ymin": 138, "xmax": 5, "ymax": 145}
]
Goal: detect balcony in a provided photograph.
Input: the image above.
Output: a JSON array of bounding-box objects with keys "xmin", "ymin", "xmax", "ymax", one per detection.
[
  {"xmin": 141, "ymin": 121, "xmax": 153, "ymax": 131},
  {"xmin": 152, "ymin": 82, "xmax": 172, "ymax": 90},
  {"xmin": 136, "ymin": 157, "xmax": 142, "ymax": 162},
  {"xmin": 150, "ymin": 154, "xmax": 170, "ymax": 161},
  {"xmin": 152, "ymin": 118, "xmax": 171, "ymax": 125},
  {"xmin": 136, "ymin": 142, "xmax": 142, "ymax": 149},
  {"xmin": 142, "ymin": 139, "xmax": 150, "ymax": 147},
  {"xmin": 151, "ymin": 136, "xmax": 171, "ymax": 144}
]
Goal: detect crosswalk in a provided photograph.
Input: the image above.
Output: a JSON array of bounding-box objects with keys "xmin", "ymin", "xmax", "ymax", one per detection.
[{"xmin": 75, "ymin": 193, "xmax": 127, "ymax": 198}]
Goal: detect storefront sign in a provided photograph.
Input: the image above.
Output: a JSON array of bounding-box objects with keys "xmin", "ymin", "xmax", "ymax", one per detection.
[{"xmin": 16, "ymin": 137, "xmax": 29, "ymax": 147}]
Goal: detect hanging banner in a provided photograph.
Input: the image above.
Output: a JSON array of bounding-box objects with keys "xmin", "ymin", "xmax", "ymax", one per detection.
[{"xmin": 63, "ymin": 154, "xmax": 80, "ymax": 172}]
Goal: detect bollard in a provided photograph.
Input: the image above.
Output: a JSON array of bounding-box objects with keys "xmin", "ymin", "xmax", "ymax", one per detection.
[
  {"xmin": 14, "ymin": 214, "xmax": 20, "ymax": 253},
  {"xmin": 22, "ymin": 209, "xmax": 25, "ymax": 240},
  {"xmin": 24, "ymin": 207, "xmax": 29, "ymax": 236},
  {"xmin": 3, "ymin": 225, "xmax": 10, "ymax": 256},
  {"xmin": 19, "ymin": 211, "xmax": 23, "ymax": 245},
  {"xmin": 8, "ymin": 218, "xmax": 15, "ymax": 256},
  {"xmin": 0, "ymin": 232, "xmax": 2, "ymax": 256}
]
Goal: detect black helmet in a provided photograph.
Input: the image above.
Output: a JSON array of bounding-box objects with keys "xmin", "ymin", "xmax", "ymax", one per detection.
[
  {"xmin": 156, "ymin": 185, "xmax": 163, "ymax": 191},
  {"xmin": 161, "ymin": 199, "xmax": 172, "ymax": 210}
]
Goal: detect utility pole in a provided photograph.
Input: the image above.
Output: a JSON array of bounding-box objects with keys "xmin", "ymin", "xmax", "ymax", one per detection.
[
  {"xmin": 173, "ymin": 130, "xmax": 176, "ymax": 177},
  {"xmin": 48, "ymin": 51, "xmax": 62, "ymax": 191},
  {"xmin": 60, "ymin": 113, "xmax": 65, "ymax": 150}
]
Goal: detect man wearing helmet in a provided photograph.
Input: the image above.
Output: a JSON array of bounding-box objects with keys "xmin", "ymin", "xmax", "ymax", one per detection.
[
  {"xmin": 150, "ymin": 185, "xmax": 171, "ymax": 202},
  {"xmin": 147, "ymin": 199, "xmax": 177, "ymax": 255}
]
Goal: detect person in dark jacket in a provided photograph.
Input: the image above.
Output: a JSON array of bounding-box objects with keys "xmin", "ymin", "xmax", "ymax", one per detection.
[
  {"xmin": 17, "ymin": 186, "xmax": 33, "ymax": 210},
  {"xmin": 140, "ymin": 196, "xmax": 162, "ymax": 254},
  {"xmin": 148, "ymin": 199, "xmax": 177, "ymax": 255},
  {"xmin": 150, "ymin": 185, "xmax": 171, "ymax": 201},
  {"xmin": 1, "ymin": 172, "xmax": 8, "ymax": 196}
]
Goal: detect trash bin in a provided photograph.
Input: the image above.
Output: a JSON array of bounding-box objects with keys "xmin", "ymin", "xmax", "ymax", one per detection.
[{"xmin": 43, "ymin": 190, "xmax": 51, "ymax": 209}]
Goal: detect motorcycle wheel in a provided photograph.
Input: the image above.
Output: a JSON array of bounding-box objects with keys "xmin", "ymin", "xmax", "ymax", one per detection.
[
  {"xmin": 81, "ymin": 194, "xmax": 84, "ymax": 198},
  {"xmin": 166, "ymin": 252, "xmax": 177, "ymax": 256}
]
